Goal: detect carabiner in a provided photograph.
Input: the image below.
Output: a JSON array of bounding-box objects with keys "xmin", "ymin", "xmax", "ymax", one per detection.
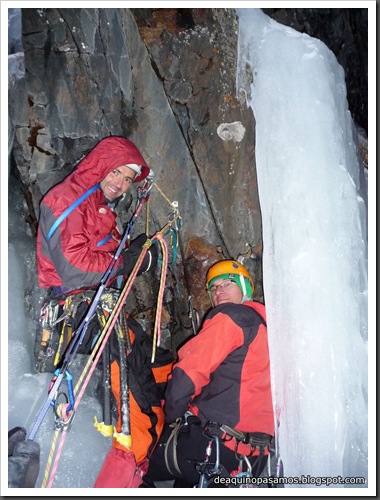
[{"xmin": 49, "ymin": 369, "xmax": 75, "ymax": 412}]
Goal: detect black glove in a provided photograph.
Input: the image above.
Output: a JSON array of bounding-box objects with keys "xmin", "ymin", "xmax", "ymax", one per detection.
[
  {"xmin": 8, "ymin": 427, "xmax": 40, "ymax": 488},
  {"xmin": 122, "ymin": 233, "xmax": 158, "ymax": 276}
]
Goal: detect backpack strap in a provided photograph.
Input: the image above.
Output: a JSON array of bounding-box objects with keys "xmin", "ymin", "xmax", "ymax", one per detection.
[{"xmin": 47, "ymin": 183, "xmax": 101, "ymax": 241}]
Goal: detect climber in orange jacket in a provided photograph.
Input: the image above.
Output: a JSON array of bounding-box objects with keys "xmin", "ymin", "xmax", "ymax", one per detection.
[{"xmin": 140, "ymin": 260, "xmax": 275, "ymax": 488}]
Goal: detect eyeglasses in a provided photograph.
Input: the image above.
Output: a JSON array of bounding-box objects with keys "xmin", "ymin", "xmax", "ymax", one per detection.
[{"xmin": 209, "ymin": 280, "xmax": 235, "ymax": 295}]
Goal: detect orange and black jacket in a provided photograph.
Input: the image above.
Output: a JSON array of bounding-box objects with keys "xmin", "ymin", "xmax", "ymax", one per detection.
[{"xmin": 164, "ymin": 301, "xmax": 274, "ymax": 438}]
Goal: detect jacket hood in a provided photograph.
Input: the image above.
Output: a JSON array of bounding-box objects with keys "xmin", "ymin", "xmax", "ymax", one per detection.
[{"xmin": 68, "ymin": 136, "xmax": 149, "ymax": 190}]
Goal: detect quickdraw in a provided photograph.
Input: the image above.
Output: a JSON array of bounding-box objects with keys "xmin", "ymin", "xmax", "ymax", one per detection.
[
  {"xmin": 49, "ymin": 369, "xmax": 75, "ymax": 414},
  {"xmin": 152, "ymin": 183, "xmax": 183, "ymax": 267}
]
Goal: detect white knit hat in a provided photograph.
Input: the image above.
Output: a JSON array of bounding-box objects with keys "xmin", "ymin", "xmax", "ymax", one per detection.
[{"xmin": 125, "ymin": 164, "xmax": 142, "ymax": 176}]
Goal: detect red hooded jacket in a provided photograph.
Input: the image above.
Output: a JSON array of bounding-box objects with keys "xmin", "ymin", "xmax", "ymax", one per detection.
[{"xmin": 36, "ymin": 136, "xmax": 149, "ymax": 289}]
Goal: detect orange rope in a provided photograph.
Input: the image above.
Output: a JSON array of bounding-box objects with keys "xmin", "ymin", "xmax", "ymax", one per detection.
[
  {"xmin": 41, "ymin": 429, "xmax": 59, "ymax": 488},
  {"xmin": 46, "ymin": 403, "xmax": 71, "ymax": 488},
  {"xmin": 42, "ymin": 402, "xmax": 71, "ymax": 488}
]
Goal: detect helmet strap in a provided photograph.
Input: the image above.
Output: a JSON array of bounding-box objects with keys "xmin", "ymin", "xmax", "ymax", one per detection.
[
  {"xmin": 239, "ymin": 274, "xmax": 251, "ymax": 304},
  {"xmin": 239, "ymin": 274, "xmax": 247, "ymax": 296}
]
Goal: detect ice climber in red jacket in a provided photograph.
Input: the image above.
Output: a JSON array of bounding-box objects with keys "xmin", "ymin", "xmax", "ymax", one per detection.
[
  {"xmin": 29, "ymin": 136, "xmax": 175, "ymax": 489},
  {"xmin": 34, "ymin": 136, "xmax": 158, "ymax": 373},
  {"xmin": 36, "ymin": 135, "xmax": 156, "ymax": 294},
  {"xmin": 140, "ymin": 259, "xmax": 276, "ymax": 488}
]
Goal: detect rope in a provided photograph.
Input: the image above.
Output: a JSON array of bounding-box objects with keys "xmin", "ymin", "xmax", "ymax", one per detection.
[
  {"xmin": 46, "ymin": 428, "xmax": 69, "ymax": 488},
  {"xmin": 41, "ymin": 430, "xmax": 59, "ymax": 488},
  {"xmin": 152, "ymin": 182, "xmax": 175, "ymax": 207},
  {"xmin": 42, "ymin": 403, "xmax": 70, "ymax": 488}
]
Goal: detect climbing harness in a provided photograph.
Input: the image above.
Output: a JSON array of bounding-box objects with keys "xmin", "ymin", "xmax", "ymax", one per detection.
[
  {"xmin": 204, "ymin": 421, "xmax": 273, "ymax": 451},
  {"xmin": 35, "ymin": 290, "xmax": 113, "ymax": 374},
  {"xmin": 194, "ymin": 422, "xmax": 279, "ymax": 488}
]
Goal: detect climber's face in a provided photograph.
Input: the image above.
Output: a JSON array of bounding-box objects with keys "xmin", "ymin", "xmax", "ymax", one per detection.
[
  {"xmin": 209, "ymin": 278, "xmax": 243, "ymax": 306},
  {"xmin": 100, "ymin": 165, "xmax": 136, "ymax": 201}
]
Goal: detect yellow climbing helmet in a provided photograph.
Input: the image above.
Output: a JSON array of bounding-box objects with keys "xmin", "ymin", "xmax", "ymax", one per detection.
[{"xmin": 206, "ymin": 260, "xmax": 254, "ymax": 299}]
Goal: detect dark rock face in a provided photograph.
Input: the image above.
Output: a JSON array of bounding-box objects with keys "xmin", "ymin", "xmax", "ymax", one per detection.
[{"xmin": 8, "ymin": 7, "xmax": 367, "ymax": 350}]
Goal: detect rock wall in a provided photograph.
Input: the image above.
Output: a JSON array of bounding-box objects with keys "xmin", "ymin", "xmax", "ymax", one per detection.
[
  {"xmin": 9, "ymin": 7, "xmax": 262, "ymax": 349},
  {"xmin": 8, "ymin": 7, "xmax": 368, "ymax": 350}
]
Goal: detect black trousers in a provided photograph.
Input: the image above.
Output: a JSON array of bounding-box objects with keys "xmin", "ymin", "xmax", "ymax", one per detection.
[{"xmin": 140, "ymin": 419, "xmax": 268, "ymax": 488}]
